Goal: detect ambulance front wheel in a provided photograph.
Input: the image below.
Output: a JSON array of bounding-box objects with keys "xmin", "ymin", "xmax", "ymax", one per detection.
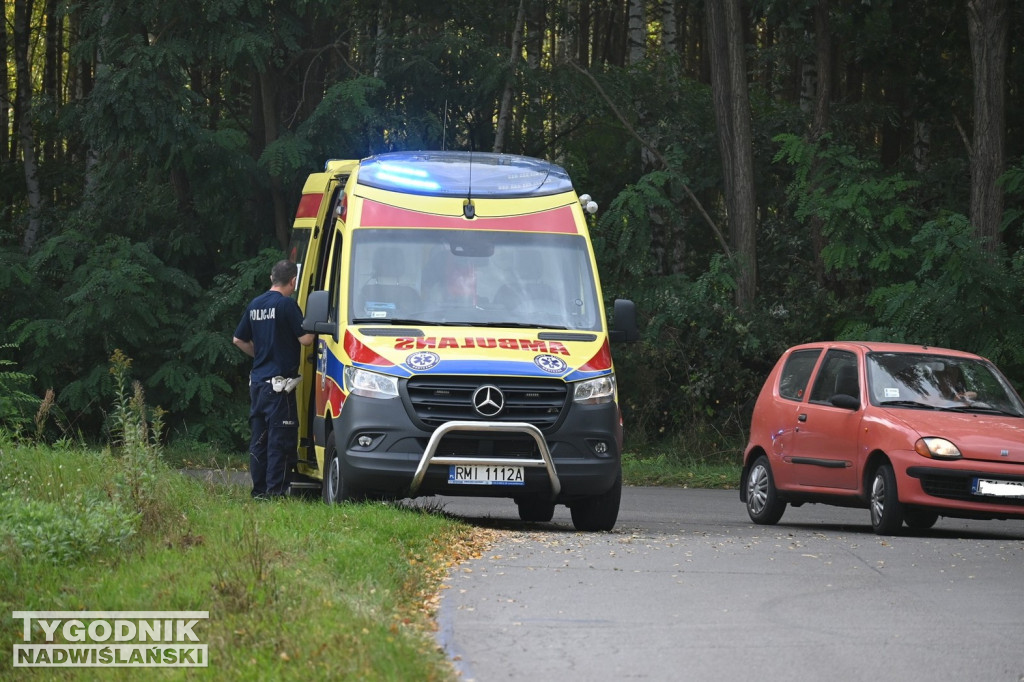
[
  {"xmin": 322, "ymin": 432, "xmax": 362, "ymax": 504},
  {"xmin": 569, "ymin": 469, "xmax": 622, "ymax": 531}
]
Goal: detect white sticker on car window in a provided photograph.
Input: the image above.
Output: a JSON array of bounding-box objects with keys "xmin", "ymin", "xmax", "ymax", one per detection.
[{"xmin": 884, "ymin": 388, "xmax": 900, "ymax": 398}]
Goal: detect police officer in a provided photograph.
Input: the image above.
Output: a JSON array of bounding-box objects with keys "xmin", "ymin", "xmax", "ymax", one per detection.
[{"xmin": 232, "ymin": 260, "xmax": 315, "ymax": 498}]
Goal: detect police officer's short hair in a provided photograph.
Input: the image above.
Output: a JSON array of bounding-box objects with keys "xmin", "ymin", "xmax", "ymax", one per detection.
[{"xmin": 271, "ymin": 260, "xmax": 298, "ymax": 286}]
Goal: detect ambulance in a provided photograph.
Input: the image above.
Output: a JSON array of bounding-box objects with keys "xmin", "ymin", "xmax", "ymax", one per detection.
[{"xmin": 288, "ymin": 151, "xmax": 638, "ymax": 531}]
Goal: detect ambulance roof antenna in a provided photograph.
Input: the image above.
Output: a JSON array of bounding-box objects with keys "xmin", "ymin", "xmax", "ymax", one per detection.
[
  {"xmin": 463, "ymin": 151, "xmax": 475, "ymax": 219},
  {"xmin": 442, "ymin": 100, "xmax": 448, "ymax": 151}
]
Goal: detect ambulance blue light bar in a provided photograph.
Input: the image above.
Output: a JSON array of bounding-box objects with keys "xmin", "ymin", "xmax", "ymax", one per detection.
[
  {"xmin": 374, "ymin": 162, "xmax": 442, "ymax": 192},
  {"xmin": 358, "ymin": 151, "xmax": 573, "ymax": 199}
]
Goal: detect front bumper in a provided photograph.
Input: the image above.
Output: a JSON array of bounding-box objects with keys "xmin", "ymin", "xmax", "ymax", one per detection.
[
  {"xmin": 334, "ymin": 393, "xmax": 622, "ymax": 502},
  {"xmin": 903, "ymin": 465, "xmax": 1024, "ymax": 516},
  {"xmin": 894, "ymin": 451, "xmax": 1024, "ymax": 519}
]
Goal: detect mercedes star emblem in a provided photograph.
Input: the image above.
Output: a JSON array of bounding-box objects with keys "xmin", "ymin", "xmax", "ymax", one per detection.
[{"xmin": 472, "ymin": 385, "xmax": 505, "ymax": 417}]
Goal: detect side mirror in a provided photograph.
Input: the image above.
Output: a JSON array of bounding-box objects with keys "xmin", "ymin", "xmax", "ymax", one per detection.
[
  {"xmin": 608, "ymin": 299, "xmax": 639, "ymax": 343},
  {"xmin": 830, "ymin": 393, "xmax": 860, "ymax": 410},
  {"xmin": 302, "ymin": 290, "xmax": 337, "ymax": 336}
]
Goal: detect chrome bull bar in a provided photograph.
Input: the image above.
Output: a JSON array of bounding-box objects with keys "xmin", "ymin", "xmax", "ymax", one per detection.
[{"xmin": 409, "ymin": 421, "xmax": 561, "ymax": 500}]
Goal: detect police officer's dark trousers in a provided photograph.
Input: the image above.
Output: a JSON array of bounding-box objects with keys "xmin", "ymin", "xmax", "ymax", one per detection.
[{"xmin": 248, "ymin": 380, "xmax": 299, "ymax": 497}]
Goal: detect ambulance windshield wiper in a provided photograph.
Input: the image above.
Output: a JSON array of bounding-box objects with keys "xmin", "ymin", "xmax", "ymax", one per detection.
[
  {"xmin": 352, "ymin": 317, "xmax": 437, "ymax": 325},
  {"xmin": 448, "ymin": 321, "xmax": 569, "ymax": 330}
]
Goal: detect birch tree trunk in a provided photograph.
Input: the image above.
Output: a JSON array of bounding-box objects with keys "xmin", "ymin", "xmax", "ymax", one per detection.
[
  {"xmin": 0, "ymin": 2, "xmax": 9, "ymax": 162},
  {"xmin": 374, "ymin": 0, "xmax": 388, "ymax": 79},
  {"xmin": 661, "ymin": 0, "xmax": 678, "ymax": 54},
  {"xmin": 627, "ymin": 0, "xmax": 645, "ymax": 65},
  {"xmin": 84, "ymin": 12, "xmax": 107, "ymax": 199}
]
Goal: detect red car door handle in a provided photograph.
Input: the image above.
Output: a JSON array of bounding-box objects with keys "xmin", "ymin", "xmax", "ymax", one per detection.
[{"xmin": 798, "ymin": 413, "xmax": 807, "ymax": 422}]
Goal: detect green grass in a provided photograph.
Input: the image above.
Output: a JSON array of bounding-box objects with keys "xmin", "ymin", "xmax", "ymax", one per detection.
[
  {"xmin": 621, "ymin": 423, "xmax": 745, "ymax": 489},
  {"xmin": 623, "ymin": 452, "xmax": 741, "ymax": 488},
  {"xmin": 0, "ymin": 422, "xmax": 743, "ymax": 680},
  {"xmin": 0, "ymin": 441, "xmax": 479, "ymax": 681},
  {"xmin": 160, "ymin": 441, "xmax": 249, "ymax": 471}
]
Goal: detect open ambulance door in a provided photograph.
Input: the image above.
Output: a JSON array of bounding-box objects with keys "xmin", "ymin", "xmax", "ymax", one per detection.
[{"xmin": 293, "ymin": 170, "xmax": 350, "ymax": 482}]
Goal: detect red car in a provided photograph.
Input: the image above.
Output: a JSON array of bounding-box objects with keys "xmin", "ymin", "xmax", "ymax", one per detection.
[{"xmin": 741, "ymin": 341, "xmax": 1024, "ymax": 534}]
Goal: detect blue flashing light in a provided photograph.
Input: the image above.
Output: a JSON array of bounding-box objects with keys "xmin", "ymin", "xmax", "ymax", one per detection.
[
  {"xmin": 374, "ymin": 171, "xmax": 441, "ymax": 191},
  {"xmin": 377, "ymin": 162, "xmax": 431, "ymax": 178}
]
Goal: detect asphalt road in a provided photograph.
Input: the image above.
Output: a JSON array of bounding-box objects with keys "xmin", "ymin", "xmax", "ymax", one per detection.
[{"xmin": 423, "ymin": 487, "xmax": 1024, "ymax": 682}]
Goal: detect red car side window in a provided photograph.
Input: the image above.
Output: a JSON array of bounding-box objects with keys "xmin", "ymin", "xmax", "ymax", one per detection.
[
  {"xmin": 778, "ymin": 349, "xmax": 822, "ymax": 401},
  {"xmin": 809, "ymin": 350, "xmax": 858, "ymax": 403}
]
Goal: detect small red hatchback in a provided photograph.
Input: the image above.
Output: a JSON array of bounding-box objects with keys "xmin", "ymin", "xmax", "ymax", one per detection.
[{"xmin": 741, "ymin": 341, "xmax": 1024, "ymax": 534}]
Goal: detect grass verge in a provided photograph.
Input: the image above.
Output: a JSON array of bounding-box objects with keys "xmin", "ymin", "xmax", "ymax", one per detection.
[
  {"xmin": 622, "ymin": 452, "xmax": 741, "ymax": 489},
  {"xmin": 160, "ymin": 441, "xmax": 249, "ymax": 471},
  {"xmin": 0, "ymin": 441, "xmax": 484, "ymax": 681},
  {"xmin": 622, "ymin": 424, "xmax": 745, "ymax": 489}
]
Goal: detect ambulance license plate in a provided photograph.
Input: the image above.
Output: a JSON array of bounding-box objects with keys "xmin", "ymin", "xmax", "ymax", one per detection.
[{"xmin": 449, "ymin": 465, "xmax": 524, "ymax": 486}]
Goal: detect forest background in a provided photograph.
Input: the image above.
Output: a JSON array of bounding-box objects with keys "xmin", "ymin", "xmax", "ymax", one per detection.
[{"xmin": 2, "ymin": 0, "xmax": 1023, "ymax": 456}]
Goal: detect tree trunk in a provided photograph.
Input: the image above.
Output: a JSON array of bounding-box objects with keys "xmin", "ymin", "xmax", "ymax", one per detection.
[
  {"xmin": 661, "ymin": 0, "xmax": 678, "ymax": 54},
  {"xmin": 14, "ymin": 0, "xmax": 43, "ymax": 253},
  {"xmin": 257, "ymin": 69, "xmax": 291, "ymax": 249},
  {"xmin": 627, "ymin": 0, "xmax": 645, "ymax": 65},
  {"xmin": 706, "ymin": 0, "xmax": 757, "ymax": 308},
  {"xmin": 43, "ymin": 0, "xmax": 62, "ymax": 166},
  {"xmin": 494, "ymin": 0, "xmax": 527, "ymax": 153},
  {"xmin": 374, "ymin": 0, "xmax": 388, "ymax": 79},
  {"xmin": 966, "ymin": 0, "xmax": 1007, "ymax": 251},
  {"xmin": 0, "ymin": 0, "xmax": 9, "ymax": 163},
  {"xmin": 808, "ymin": 1, "xmax": 832, "ymax": 284},
  {"xmin": 84, "ymin": 10, "xmax": 108, "ymax": 199}
]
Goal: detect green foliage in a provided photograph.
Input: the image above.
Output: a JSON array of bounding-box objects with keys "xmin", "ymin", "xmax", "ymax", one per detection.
[
  {"xmin": 615, "ymin": 256, "xmax": 779, "ymax": 445},
  {"xmin": 159, "ymin": 248, "xmax": 285, "ymax": 446},
  {"xmin": 0, "ymin": 345, "xmax": 39, "ymax": 436},
  {"xmin": 850, "ymin": 213, "xmax": 1024, "ymax": 385},
  {"xmin": 774, "ymin": 133, "xmax": 922, "ymax": 276},
  {"xmin": 0, "ymin": 493, "xmax": 138, "ymax": 565},
  {"xmin": 0, "ymin": 441, "xmax": 475, "ymax": 681},
  {"xmin": 13, "ymin": 233, "xmax": 199, "ymax": 428},
  {"xmin": 595, "ymin": 170, "xmax": 684, "ymax": 278},
  {"xmin": 4, "ymin": 0, "xmax": 1024, "ymax": 453}
]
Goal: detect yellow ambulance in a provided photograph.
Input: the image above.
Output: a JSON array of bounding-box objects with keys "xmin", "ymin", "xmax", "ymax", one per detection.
[{"xmin": 289, "ymin": 151, "xmax": 637, "ymax": 530}]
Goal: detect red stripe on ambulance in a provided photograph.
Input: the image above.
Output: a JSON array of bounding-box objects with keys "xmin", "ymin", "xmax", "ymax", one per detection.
[
  {"xmin": 295, "ymin": 193, "xmax": 323, "ymax": 219},
  {"xmin": 359, "ymin": 200, "xmax": 579, "ymax": 234},
  {"xmin": 346, "ymin": 330, "xmax": 395, "ymax": 365},
  {"xmin": 578, "ymin": 339, "xmax": 612, "ymax": 372}
]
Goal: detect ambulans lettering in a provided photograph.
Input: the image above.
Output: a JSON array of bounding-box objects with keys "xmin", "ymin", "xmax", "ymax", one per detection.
[
  {"xmin": 394, "ymin": 337, "xmax": 570, "ymax": 356},
  {"xmin": 249, "ymin": 308, "xmax": 276, "ymax": 321}
]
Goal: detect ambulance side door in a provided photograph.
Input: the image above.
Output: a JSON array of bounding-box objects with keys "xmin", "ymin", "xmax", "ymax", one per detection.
[{"xmin": 297, "ymin": 183, "xmax": 344, "ymax": 468}]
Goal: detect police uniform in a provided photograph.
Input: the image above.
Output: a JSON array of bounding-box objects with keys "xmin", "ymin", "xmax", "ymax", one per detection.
[{"xmin": 234, "ymin": 290, "xmax": 306, "ymax": 498}]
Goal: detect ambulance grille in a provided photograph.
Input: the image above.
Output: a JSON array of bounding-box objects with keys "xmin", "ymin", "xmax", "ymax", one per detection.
[{"xmin": 406, "ymin": 376, "xmax": 567, "ymax": 429}]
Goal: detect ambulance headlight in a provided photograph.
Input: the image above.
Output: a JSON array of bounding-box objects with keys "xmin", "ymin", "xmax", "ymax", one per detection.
[
  {"xmin": 345, "ymin": 367, "xmax": 399, "ymax": 399},
  {"xmin": 573, "ymin": 374, "xmax": 616, "ymax": 405}
]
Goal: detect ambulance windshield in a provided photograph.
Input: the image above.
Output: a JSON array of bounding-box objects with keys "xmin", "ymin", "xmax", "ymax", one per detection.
[{"xmin": 349, "ymin": 229, "xmax": 602, "ymax": 331}]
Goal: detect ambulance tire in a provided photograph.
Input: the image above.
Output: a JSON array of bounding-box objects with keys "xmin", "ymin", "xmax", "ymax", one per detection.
[
  {"xmin": 516, "ymin": 497, "xmax": 556, "ymax": 523},
  {"xmin": 321, "ymin": 432, "xmax": 363, "ymax": 504},
  {"xmin": 569, "ymin": 470, "xmax": 622, "ymax": 532}
]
